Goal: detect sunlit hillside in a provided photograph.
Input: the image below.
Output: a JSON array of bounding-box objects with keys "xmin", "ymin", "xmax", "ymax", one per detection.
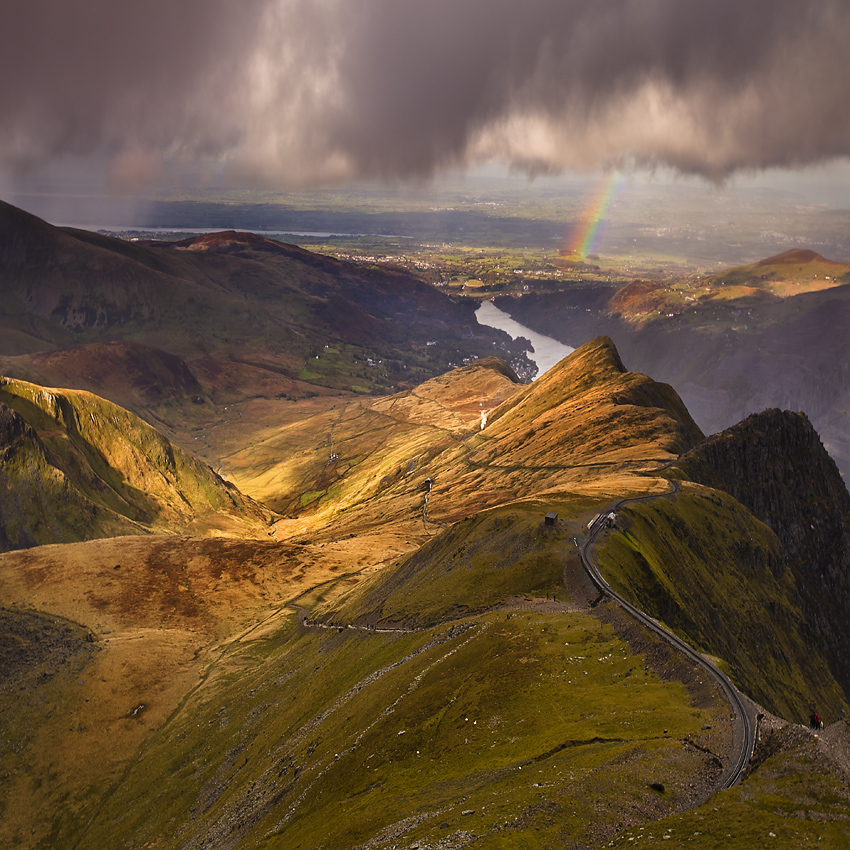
[
  {"xmin": 0, "ymin": 376, "xmax": 272, "ymax": 549},
  {"xmin": 1, "ymin": 340, "xmax": 849, "ymax": 849}
]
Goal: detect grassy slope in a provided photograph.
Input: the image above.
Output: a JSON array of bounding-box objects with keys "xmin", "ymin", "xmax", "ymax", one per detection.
[
  {"xmin": 3, "ymin": 335, "xmax": 850, "ymax": 848},
  {"xmin": 595, "ymin": 486, "xmax": 849, "ymax": 724},
  {"xmin": 325, "ymin": 505, "xmax": 576, "ymax": 629},
  {"xmin": 0, "ymin": 530, "xmax": 374, "ymax": 850},
  {"xmin": 0, "ymin": 402, "xmax": 148, "ymax": 549},
  {"xmin": 221, "ymin": 338, "xmax": 703, "ymax": 543},
  {"xmin": 0, "ymin": 375, "xmax": 272, "ymax": 548},
  {"xmin": 11, "ymin": 489, "xmax": 849, "ymax": 850},
  {"xmin": 63, "ymin": 483, "xmax": 850, "ymax": 849},
  {"xmin": 218, "ymin": 356, "xmax": 526, "ymax": 521},
  {"xmin": 68, "ymin": 608, "xmax": 726, "ymax": 850},
  {"xmin": 609, "ymin": 722, "xmax": 850, "ymax": 849}
]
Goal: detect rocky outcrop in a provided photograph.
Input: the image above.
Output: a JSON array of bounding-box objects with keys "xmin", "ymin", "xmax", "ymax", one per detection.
[
  {"xmin": 0, "ymin": 401, "xmax": 28, "ymax": 444},
  {"xmin": 676, "ymin": 409, "xmax": 850, "ymax": 701}
]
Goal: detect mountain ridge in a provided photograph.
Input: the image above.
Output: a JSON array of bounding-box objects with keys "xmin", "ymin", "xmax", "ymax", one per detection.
[
  {"xmin": 0, "ymin": 198, "xmax": 531, "ymax": 430},
  {"xmin": 495, "ymin": 262, "xmax": 850, "ymax": 479},
  {"xmin": 0, "ymin": 374, "xmax": 272, "ymax": 550},
  {"xmin": 2, "ymin": 215, "xmax": 850, "ymax": 847}
]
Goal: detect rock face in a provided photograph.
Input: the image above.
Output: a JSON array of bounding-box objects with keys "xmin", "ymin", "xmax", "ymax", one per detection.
[
  {"xmin": 677, "ymin": 409, "xmax": 850, "ymax": 700},
  {"xmin": 0, "ymin": 402, "xmax": 27, "ymax": 444}
]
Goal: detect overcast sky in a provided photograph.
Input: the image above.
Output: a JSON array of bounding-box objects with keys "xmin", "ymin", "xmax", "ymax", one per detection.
[{"xmin": 3, "ymin": 0, "xmax": 850, "ymax": 195}]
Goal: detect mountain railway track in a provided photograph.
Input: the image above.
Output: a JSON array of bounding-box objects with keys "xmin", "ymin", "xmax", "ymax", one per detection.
[{"xmin": 579, "ymin": 480, "xmax": 756, "ymax": 790}]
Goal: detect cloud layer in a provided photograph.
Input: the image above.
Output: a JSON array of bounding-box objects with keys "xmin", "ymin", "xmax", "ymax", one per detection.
[{"xmin": 3, "ymin": 0, "xmax": 850, "ymax": 186}]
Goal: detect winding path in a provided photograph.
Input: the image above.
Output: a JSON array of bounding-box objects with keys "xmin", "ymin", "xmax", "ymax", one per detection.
[{"xmin": 579, "ymin": 480, "xmax": 756, "ymax": 790}]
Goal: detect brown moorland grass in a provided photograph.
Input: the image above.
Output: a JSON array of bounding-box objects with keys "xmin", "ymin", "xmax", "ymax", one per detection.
[
  {"xmin": 3, "ymin": 335, "xmax": 848, "ymax": 848},
  {"xmin": 210, "ymin": 340, "xmax": 700, "ymax": 546},
  {"xmin": 0, "ymin": 529, "xmax": 397, "ymax": 848}
]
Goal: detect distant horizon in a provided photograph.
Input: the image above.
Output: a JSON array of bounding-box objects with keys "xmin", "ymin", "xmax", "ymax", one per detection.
[
  {"xmin": 5, "ymin": 167, "xmax": 849, "ymax": 268},
  {"xmin": 5, "ymin": 158, "xmax": 850, "ymax": 218}
]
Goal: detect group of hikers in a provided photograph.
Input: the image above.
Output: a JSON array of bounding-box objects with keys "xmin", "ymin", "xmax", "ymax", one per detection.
[{"xmin": 810, "ymin": 711, "xmax": 824, "ymax": 730}]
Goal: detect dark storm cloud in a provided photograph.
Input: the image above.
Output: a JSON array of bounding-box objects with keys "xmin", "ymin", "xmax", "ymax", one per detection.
[
  {"xmin": 0, "ymin": 0, "xmax": 266, "ymax": 184},
  {"xmin": 2, "ymin": 0, "xmax": 850, "ymax": 186}
]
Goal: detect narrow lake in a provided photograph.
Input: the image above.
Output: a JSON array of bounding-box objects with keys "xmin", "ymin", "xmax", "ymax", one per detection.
[{"xmin": 475, "ymin": 301, "xmax": 574, "ymax": 379}]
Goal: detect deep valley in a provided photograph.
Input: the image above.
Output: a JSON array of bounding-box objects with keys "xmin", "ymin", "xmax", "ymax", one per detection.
[{"xmin": 1, "ymin": 201, "xmax": 850, "ymax": 850}]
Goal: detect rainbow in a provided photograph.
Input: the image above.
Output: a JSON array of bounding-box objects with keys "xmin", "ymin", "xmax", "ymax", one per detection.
[{"xmin": 566, "ymin": 171, "xmax": 623, "ymax": 259}]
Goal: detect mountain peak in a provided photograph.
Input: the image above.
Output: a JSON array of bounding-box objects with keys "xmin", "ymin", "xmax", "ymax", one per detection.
[
  {"xmin": 757, "ymin": 248, "xmax": 833, "ymax": 266},
  {"xmin": 676, "ymin": 408, "xmax": 850, "ymax": 705},
  {"xmin": 172, "ymin": 230, "xmax": 297, "ymax": 255},
  {"xmin": 558, "ymin": 334, "xmax": 626, "ymax": 374},
  {"xmin": 476, "ymin": 336, "xmax": 703, "ymax": 466}
]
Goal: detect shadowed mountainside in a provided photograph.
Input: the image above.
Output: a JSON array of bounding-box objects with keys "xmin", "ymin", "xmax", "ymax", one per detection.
[
  {"xmin": 0, "ymin": 199, "xmax": 530, "ymax": 426},
  {"xmin": 674, "ymin": 410, "xmax": 850, "ymax": 712}
]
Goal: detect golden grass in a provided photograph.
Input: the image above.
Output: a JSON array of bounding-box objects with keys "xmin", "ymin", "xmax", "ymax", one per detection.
[{"xmin": 5, "ymin": 335, "xmax": 833, "ymax": 848}]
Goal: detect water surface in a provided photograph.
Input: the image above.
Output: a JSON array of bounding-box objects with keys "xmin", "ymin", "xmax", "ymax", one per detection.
[{"xmin": 475, "ymin": 301, "xmax": 574, "ymax": 379}]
